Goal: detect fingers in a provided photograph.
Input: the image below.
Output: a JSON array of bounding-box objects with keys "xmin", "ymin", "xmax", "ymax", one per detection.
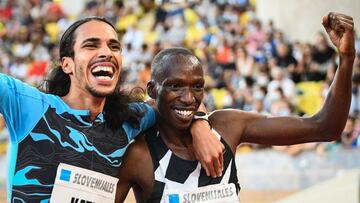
[
  {"xmin": 208, "ymin": 164, "xmax": 216, "ymax": 178},
  {"xmin": 218, "ymin": 149, "xmax": 225, "ymax": 176},
  {"xmin": 197, "ymin": 145, "xmax": 225, "ymax": 177},
  {"xmin": 213, "ymin": 144, "xmax": 225, "ymax": 177},
  {"xmin": 324, "ymin": 12, "xmax": 354, "ymax": 32},
  {"xmin": 194, "ymin": 148, "xmax": 216, "ymax": 177},
  {"xmin": 202, "ymin": 157, "xmax": 216, "ymax": 177},
  {"xmin": 190, "ymin": 121, "xmax": 225, "ymax": 177},
  {"xmin": 328, "ymin": 12, "xmax": 353, "ymax": 21},
  {"xmin": 211, "ymin": 148, "xmax": 224, "ymax": 177},
  {"xmin": 201, "ymin": 160, "xmax": 211, "ymax": 177},
  {"xmin": 220, "ymin": 144, "xmax": 225, "ymax": 173},
  {"xmin": 203, "ymin": 155, "xmax": 223, "ymax": 178}
]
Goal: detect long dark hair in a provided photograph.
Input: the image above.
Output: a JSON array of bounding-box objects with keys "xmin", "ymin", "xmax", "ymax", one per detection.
[{"xmin": 42, "ymin": 16, "xmax": 144, "ymax": 130}]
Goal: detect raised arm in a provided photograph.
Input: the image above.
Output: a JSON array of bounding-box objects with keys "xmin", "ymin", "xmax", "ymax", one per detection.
[
  {"xmin": 313, "ymin": 12, "xmax": 355, "ymax": 138},
  {"xmin": 211, "ymin": 12, "xmax": 355, "ymax": 147}
]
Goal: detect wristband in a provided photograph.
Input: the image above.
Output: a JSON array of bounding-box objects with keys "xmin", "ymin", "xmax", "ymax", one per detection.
[{"xmin": 193, "ymin": 111, "xmax": 212, "ymax": 129}]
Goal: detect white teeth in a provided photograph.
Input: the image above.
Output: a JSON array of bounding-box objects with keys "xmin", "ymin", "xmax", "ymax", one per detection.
[
  {"xmin": 96, "ymin": 76, "xmax": 112, "ymax": 80},
  {"xmin": 174, "ymin": 109, "xmax": 193, "ymax": 117},
  {"xmin": 91, "ymin": 66, "xmax": 114, "ymax": 79},
  {"xmin": 91, "ymin": 66, "xmax": 114, "ymax": 74}
]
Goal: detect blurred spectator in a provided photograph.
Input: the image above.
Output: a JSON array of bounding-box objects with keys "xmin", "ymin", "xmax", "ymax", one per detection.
[
  {"xmin": 269, "ymin": 90, "xmax": 292, "ymax": 116},
  {"xmin": 79, "ymin": 1, "xmax": 100, "ymax": 18},
  {"xmin": 268, "ymin": 67, "xmax": 295, "ymax": 99},
  {"xmin": 153, "ymin": 4, "xmax": 167, "ymax": 30},
  {"xmin": 341, "ymin": 116, "xmax": 360, "ymax": 149},
  {"xmin": 0, "ymin": 1, "xmax": 14, "ymax": 21},
  {"xmin": 311, "ymin": 32, "xmax": 336, "ymax": 81},
  {"xmin": 235, "ymin": 45, "xmax": 255, "ymax": 77},
  {"xmin": 161, "ymin": 13, "xmax": 186, "ymax": 46},
  {"xmin": 262, "ymin": 31, "xmax": 277, "ymax": 59},
  {"xmin": 273, "ymin": 42, "xmax": 299, "ymax": 82},
  {"xmin": 215, "ymin": 36, "xmax": 236, "ymax": 70},
  {"xmin": 137, "ymin": 62, "xmax": 151, "ymax": 90},
  {"xmin": 246, "ymin": 18, "xmax": 266, "ymax": 56},
  {"xmin": 206, "ymin": 82, "xmax": 234, "ymax": 110},
  {"xmin": 122, "ymin": 26, "xmax": 144, "ymax": 51},
  {"xmin": 350, "ymin": 54, "xmax": 360, "ymax": 115},
  {"xmin": 352, "ymin": 116, "xmax": 360, "ymax": 148},
  {"xmin": 12, "ymin": 26, "xmax": 32, "ymax": 59},
  {"xmin": 355, "ymin": 30, "xmax": 359, "ymax": 54},
  {"xmin": 249, "ymin": 85, "xmax": 267, "ymax": 114}
]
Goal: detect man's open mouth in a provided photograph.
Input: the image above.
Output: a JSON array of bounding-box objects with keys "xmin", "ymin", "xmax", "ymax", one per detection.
[
  {"xmin": 174, "ymin": 109, "xmax": 194, "ymax": 118},
  {"xmin": 91, "ymin": 66, "xmax": 114, "ymax": 80}
]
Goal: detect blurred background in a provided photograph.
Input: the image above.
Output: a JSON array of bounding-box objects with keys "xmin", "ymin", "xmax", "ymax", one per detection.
[{"xmin": 1, "ymin": 0, "xmax": 360, "ymax": 202}]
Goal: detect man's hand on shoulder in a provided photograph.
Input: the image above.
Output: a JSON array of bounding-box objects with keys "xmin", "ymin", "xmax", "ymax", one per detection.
[{"xmin": 190, "ymin": 119, "xmax": 224, "ymax": 178}]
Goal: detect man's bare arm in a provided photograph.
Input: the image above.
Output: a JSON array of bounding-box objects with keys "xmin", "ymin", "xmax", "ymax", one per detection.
[
  {"xmin": 191, "ymin": 103, "xmax": 224, "ymax": 177},
  {"xmin": 115, "ymin": 136, "xmax": 153, "ymax": 203},
  {"xmin": 245, "ymin": 13, "xmax": 355, "ymax": 145},
  {"xmin": 212, "ymin": 13, "xmax": 356, "ymax": 147}
]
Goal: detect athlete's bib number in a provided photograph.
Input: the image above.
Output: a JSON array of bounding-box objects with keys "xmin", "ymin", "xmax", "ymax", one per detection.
[
  {"xmin": 164, "ymin": 183, "xmax": 239, "ymax": 203},
  {"xmin": 49, "ymin": 163, "xmax": 118, "ymax": 203}
]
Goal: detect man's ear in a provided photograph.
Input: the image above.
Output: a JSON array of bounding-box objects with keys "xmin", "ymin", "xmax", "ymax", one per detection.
[
  {"xmin": 61, "ymin": 57, "xmax": 74, "ymax": 74},
  {"xmin": 147, "ymin": 80, "xmax": 156, "ymax": 99}
]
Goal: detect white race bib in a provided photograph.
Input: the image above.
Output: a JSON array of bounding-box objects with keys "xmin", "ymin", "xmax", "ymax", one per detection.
[
  {"xmin": 49, "ymin": 163, "xmax": 118, "ymax": 203},
  {"xmin": 164, "ymin": 183, "xmax": 239, "ymax": 203}
]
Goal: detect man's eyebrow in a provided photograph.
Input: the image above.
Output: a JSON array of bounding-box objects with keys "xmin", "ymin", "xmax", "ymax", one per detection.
[
  {"xmin": 163, "ymin": 77, "xmax": 204, "ymax": 84},
  {"xmin": 109, "ymin": 38, "xmax": 121, "ymax": 45},
  {"xmin": 80, "ymin": 37, "xmax": 100, "ymax": 45},
  {"xmin": 80, "ymin": 38, "xmax": 121, "ymax": 46}
]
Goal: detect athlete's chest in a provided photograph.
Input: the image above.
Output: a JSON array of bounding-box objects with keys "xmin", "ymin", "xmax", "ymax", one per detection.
[{"xmin": 17, "ymin": 107, "xmax": 129, "ymax": 175}]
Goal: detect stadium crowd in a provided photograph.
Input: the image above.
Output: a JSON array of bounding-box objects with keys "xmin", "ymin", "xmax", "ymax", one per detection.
[{"xmin": 1, "ymin": 0, "xmax": 360, "ymax": 157}]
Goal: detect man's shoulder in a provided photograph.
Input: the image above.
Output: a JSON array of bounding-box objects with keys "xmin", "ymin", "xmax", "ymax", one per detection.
[
  {"xmin": 209, "ymin": 109, "xmax": 249, "ymax": 121},
  {"xmin": 210, "ymin": 108, "xmax": 264, "ymax": 118},
  {"xmin": 126, "ymin": 125, "xmax": 158, "ymax": 163},
  {"xmin": 127, "ymin": 135, "xmax": 149, "ymax": 159},
  {"xmin": 209, "ymin": 109, "xmax": 264, "ymax": 137}
]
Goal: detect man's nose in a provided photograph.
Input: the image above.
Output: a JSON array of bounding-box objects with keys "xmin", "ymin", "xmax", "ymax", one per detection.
[
  {"xmin": 98, "ymin": 44, "xmax": 113, "ymax": 59},
  {"xmin": 179, "ymin": 88, "xmax": 195, "ymax": 104}
]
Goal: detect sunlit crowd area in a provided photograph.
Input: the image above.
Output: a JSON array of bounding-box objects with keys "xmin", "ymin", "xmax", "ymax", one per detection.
[
  {"xmin": 1, "ymin": 1, "xmax": 360, "ymax": 202},
  {"xmin": 1, "ymin": 0, "xmax": 360, "ymax": 161}
]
